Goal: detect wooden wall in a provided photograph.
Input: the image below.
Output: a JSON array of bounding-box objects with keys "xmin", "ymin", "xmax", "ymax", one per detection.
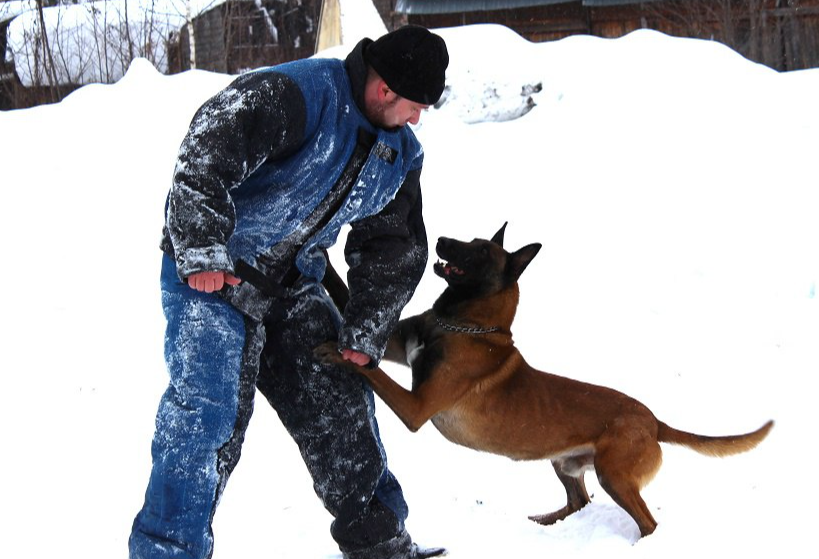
[
  {"xmin": 404, "ymin": 0, "xmax": 819, "ymax": 71},
  {"xmin": 172, "ymin": 0, "xmax": 319, "ymax": 75}
]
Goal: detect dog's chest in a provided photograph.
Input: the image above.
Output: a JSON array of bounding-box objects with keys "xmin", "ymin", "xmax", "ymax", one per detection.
[
  {"xmin": 430, "ymin": 408, "xmax": 484, "ymax": 450},
  {"xmin": 405, "ymin": 335, "xmax": 433, "ymax": 391},
  {"xmin": 405, "ymin": 334, "xmax": 425, "ymax": 368}
]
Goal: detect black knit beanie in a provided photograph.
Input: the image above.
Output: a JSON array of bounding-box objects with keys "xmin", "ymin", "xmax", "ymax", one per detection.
[{"xmin": 364, "ymin": 25, "xmax": 449, "ymax": 105}]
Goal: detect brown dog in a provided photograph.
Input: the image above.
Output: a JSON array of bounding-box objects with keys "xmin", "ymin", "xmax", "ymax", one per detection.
[{"xmin": 316, "ymin": 223, "xmax": 773, "ymax": 538}]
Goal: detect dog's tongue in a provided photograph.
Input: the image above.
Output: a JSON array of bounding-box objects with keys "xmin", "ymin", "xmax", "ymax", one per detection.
[{"xmin": 438, "ymin": 260, "xmax": 464, "ymax": 276}]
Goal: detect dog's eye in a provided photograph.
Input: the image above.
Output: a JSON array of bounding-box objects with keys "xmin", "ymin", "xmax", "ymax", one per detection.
[{"xmin": 481, "ymin": 247, "xmax": 489, "ymax": 255}]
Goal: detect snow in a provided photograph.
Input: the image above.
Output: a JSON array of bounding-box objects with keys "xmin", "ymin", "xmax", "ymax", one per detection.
[
  {"xmin": 5, "ymin": 0, "xmax": 189, "ymax": 85},
  {"xmin": 338, "ymin": 0, "xmax": 387, "ymax": 43},
  {"xmin": 0, "ymin": 0, "xmax": 32, "ymax": 22},
  {"xmin": 2, "ymin": 18, "xmax": 818, "ymax": 559}
]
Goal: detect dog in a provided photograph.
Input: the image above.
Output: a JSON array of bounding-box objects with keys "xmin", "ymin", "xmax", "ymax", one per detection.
[{"xmin": 316, "ymin": 223, "xmax": 773, "ymax": 538}]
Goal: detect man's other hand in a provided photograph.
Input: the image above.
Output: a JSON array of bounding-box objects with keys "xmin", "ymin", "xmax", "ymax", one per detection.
[
  {"xmin": 187, "ymin": 271, "xmax": 242, "ymax": 293},
  {"xmin": 341, "ymin": 349, "xmax": 371, "ymax": 367}
]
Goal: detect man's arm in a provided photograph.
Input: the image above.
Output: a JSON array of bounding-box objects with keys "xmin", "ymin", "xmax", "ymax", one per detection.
[
  {"xmin": 166, "ymin": 71, "xmax": 308, "ymax": 280},
  {"xmin": 339, "ymin": 168, "xmax": 428, "ymax": 364}
]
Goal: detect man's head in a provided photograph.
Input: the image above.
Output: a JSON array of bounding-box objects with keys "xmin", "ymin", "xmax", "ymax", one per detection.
[{"xmin": 363, "ymin": 25, "xmax": 449, "ymax": 130}]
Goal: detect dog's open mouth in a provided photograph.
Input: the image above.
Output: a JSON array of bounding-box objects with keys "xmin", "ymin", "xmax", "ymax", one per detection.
[{"xmin": 434, "ymin": 260, "xmax": 465, "ymax": 277}]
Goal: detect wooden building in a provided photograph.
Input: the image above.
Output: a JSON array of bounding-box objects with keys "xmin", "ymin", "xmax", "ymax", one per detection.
[
  {"xmin": 0, "ymin": 17, "xmax": 15, "ymax": 108},
  {"xmin": 392, "ymin": 0, "xmax": 819, "ymax": 71},
  {"xmin": 171, "ymin": 0, "xmax": 321, "ymax": 74}
]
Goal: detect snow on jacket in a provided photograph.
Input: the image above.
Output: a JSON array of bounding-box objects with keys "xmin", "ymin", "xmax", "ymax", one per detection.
[{"xmin": 160, "ymin": 39, "xmax": 428, "ymax": 362}]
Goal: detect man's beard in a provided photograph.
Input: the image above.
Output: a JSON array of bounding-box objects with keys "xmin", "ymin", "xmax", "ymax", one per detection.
[{"xmin": 365, "ymin": 96, "xmax": 402, "ymax": 131}]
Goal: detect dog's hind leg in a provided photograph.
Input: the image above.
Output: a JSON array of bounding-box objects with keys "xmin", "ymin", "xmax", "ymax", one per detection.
[
  {"xmin": 529, "ymin": 460, "xmax": 591, "ymax": 526},
  {"xmin": 593, "ymin": 423, "xmax": 663, "ymax": 538}
]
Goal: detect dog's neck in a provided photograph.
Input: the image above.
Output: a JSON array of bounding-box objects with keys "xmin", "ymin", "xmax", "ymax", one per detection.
[{"xmin": 433, "ymin": 283, "xmax": 519, "ymax": 333}]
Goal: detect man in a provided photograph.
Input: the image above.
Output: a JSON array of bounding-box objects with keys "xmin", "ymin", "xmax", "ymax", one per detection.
[{"xmin": 129, "ymin": 25, "xmax": 449, "ymax": 559}]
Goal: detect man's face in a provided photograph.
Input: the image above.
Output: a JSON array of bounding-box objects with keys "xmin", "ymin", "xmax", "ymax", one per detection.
[{"xmin": 368, "ymin": 94, "xmax": 429, "ymax": 131}]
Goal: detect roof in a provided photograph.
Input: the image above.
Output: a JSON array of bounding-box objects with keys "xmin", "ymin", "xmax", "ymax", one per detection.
[
  {"xmin": 1, "ymin": 1, "xmax": 35, "ymax": 25},
  {"xmin": 394, "ymin": 0, "xmax": 665, "ymax": 13}
]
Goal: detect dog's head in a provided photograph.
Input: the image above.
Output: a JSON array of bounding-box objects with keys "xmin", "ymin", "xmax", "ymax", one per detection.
[{"xmin": 433, "ymin": 223, "xmax": 542, "ymax": 296}]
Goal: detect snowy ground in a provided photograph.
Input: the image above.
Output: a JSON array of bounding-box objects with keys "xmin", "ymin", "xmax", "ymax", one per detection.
[{"xmin": 1, "ymin": 23, "xmax": 817, "ymax": 559}]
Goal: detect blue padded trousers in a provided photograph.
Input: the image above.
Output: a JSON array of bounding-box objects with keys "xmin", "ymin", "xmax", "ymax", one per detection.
[{"xmin": 129, "ymin": 255, "xmax": 413, "ymax": 559}]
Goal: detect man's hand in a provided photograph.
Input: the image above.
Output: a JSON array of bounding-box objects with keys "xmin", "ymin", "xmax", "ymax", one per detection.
[
  {"xmin": 341, "ymin": 349, "xmax": 371, "ymax": 367},
  {"xmin": 187, "ymin": 271, "xmax": 241, "ymax": 293},
  {"xmin": 314, "ymin": 343, "xmax": 371, "ymax": 368}
]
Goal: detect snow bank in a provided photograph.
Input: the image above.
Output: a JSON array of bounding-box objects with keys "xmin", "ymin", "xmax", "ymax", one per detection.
[{"xmin": 5, "ymin": 0, "xmax": 187, "ymax": 86}]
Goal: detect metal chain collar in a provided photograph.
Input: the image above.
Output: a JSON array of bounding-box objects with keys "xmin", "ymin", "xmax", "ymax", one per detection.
[{"xmin": 435, "ymin": 316, "xmax": 501, "ymax": 335}]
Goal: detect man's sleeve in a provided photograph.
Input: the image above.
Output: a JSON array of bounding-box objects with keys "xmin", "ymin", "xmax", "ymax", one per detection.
[
  {"xmin": 165, "ymin": 71, "xmax": 307, "ymax": 279},
  {"xmin": 339, "ymin": 168, "xmax": 428, "ymax": 363}
]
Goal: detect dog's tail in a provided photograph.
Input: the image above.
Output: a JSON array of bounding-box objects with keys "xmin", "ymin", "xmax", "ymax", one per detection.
[{"xmin": 657, "ymin": 420, "xmax": 774, "ymax": 457}]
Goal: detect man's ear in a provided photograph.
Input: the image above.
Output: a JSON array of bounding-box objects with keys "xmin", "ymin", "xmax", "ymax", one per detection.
[{"xmin": 378, "ymin": 80, "xmax": 395, "ymax": 102}]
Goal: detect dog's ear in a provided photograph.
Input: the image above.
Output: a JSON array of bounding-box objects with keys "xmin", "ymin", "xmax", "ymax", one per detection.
[
  {"xmin": 491, "ymin": 222, "xmax": 509, "ymax": 247},
  {"xmin": 507, "ymin": 243, "xmax": 542, "ymax": 281}
]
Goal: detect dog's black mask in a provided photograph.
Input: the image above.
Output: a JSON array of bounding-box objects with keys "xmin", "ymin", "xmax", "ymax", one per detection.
[{"xmin": 433, "ymin": 223, "xmax": 542, "ymax": 296}]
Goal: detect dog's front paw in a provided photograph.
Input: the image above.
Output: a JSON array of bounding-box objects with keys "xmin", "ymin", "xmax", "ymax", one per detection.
[{"xmin": 313, "ymin": 341, "xmax": 345, "ymax": 365}]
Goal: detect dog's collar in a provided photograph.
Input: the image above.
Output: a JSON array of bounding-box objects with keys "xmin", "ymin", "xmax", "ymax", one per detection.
[{"xmin": 436, "ymin": 316, "xmax": 502, "ymax": 335}]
